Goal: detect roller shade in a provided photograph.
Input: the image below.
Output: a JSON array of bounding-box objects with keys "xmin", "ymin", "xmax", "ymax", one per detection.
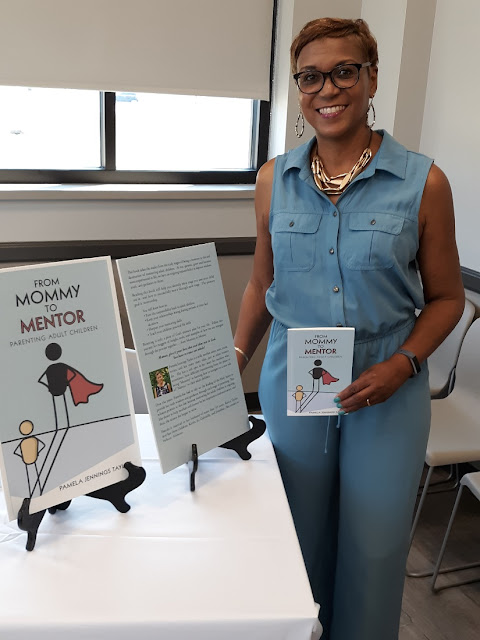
[{"xmin": 0, "ymin": 0, "xmax": 273, "ymax": 100}]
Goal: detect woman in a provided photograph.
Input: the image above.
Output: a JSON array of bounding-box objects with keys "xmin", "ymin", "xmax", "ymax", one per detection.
[
  {"xmin": 153, "ymin": 370, "xmax": 172, "ymax": 398},
  {"xmin": 233, "ymin": 18, "xmax": 464, "ymax": 640}
]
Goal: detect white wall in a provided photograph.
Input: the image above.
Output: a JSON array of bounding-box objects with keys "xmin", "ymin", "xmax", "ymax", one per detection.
[
  {"xmin": 0, "ymin": 193, "xmax": 256, "ymax": 241},
  {"xmin": 361, "ymin": 0, "xmax": 408, "ymax": 135},
  {"xmin": 420, "ymin": 0, "xmax": 480, "ymax": 273},
  {"xmin": 394, "ymin": 0, "xmax": 436, "ymax": 151}
]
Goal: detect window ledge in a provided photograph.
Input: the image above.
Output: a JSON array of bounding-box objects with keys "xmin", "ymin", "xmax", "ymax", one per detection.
[{"xmin": 0, "ymin": 183, "xmax": 256, "ymax": 201}]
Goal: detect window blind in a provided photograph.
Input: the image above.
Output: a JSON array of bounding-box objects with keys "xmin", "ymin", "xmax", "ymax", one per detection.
[{"xmin": 0, "ymin": 0, "xmax": 273, "ymax": 100}]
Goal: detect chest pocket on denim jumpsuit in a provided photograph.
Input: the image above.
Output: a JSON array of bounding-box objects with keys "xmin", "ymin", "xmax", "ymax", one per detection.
[
  {"xmin": 343, "ymin": 211, "xmax": 405, "ymax": 270},
  {"xmin": 271, "ymin": 212, "xmax": 321, "ymax": 271}
]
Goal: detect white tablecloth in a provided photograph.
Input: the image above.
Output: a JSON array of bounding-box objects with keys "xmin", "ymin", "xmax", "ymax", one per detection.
[{"xmin": 0, "ymin": 415, "xmax": 322, "ymax": 640}]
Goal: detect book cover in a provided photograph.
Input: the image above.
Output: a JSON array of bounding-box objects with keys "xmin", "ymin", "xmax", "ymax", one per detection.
[
  {"xmin": 0, "ymin": 257, "xmax": 140, "ymax": 521},
  {"xmin": 117, "ymin": 242, "xmax": 250, "ymax": 473},
  {"xmin": 287, "ymin": 327, "xmax": 355, "ymax": 416}
]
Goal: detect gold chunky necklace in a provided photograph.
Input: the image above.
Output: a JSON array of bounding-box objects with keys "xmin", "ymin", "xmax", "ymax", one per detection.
[{"xmin": 311, "ymin": 133, "xmax": 373, "ymax": 195}]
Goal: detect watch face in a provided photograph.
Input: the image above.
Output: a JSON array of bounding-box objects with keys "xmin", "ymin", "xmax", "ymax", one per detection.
[
  {"xmin": 397, "ymin": 349, "xmax": 420, "ymax": 376},
  {"xmin": 408, "ymin": 353, "xmax": 420, "ymax": 375}
]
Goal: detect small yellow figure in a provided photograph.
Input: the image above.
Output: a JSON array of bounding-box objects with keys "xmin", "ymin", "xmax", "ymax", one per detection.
[
  {"xmin": 293, "ymin": 384, "xmax": 306, "ymax": 412},
  {"xmin": 14, "ymin": 420, "xmax": 45, "ymax": 498}
]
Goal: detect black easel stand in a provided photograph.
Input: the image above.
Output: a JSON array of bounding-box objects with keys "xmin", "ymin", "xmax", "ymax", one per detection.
[
  {"xmin": 220, "ymin": 415, "xmax": 266, "ymax": 460},
  {"xmin": 86, "ymin": 461, "xmax": 146, "ymax": 512},
  {"xmin": 17, "ymin": 461, "xmax": 146, "ymax": 551},
  {"xmin": 48, "ymin": 500, "xmax": 72, "ymax": 514},
  {"xmin": 17, "ymin": 499, "xmax": 46, "ymax": 552},
  {"xmin": 189, "ymin": 444, "xmax": 199, "ymax": 491},
  {"xmin": 189, "ymin": 415, "xmax": 266, "ymax": 492}
]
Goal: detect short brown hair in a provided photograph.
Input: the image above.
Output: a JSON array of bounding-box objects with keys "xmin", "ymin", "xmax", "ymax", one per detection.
[{"xmin": 290, "ymin": 18, "xmax": 378, "ymax": 75}]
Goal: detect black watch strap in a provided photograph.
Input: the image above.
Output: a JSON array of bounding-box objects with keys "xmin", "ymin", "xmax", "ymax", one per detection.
[{"xmin": 395, "ymin": 349, "xmax": 421, "ymax": 377}]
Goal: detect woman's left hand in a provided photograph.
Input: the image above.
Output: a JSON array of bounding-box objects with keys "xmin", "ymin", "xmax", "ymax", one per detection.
[{"xmin": 334, "ymin": 355, "xmax": 413, "ymax": 413}]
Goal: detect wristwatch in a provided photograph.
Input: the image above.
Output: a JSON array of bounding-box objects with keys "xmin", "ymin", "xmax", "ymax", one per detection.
[{"xmin": 395, "ymin": 349, "xmax": 421, "ymax": 377}]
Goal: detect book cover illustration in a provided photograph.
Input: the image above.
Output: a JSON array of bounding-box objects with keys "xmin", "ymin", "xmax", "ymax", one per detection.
[
  {"xmin": 117, "ymin": 242, "xmax": 250, "ymax": 473},
  {"xmin": 0, "ymin": 257, "xmax": 140, "ymax": 521},
  {"xmin": 287, "ymin": 328, "xmax": 355, "ymax": 416}
]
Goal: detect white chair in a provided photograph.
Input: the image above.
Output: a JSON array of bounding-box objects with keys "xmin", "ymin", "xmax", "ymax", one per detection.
[
  {"xmin": 125, "ymin": 348, "xmax": 148, "ymax": 413},
  {"xmin": 421, "ymin": 298, "xmax": 477, "ymax": 489},
  {"xmin": 407, "ymin": 318, "xmax": 480, "ymax": 577},
  {"xmin": 428, "ymin": 298, "xmax": 475, "ymax": 399},
  {"xmin": 431, "ymin": 471, "xmax": 480, "ymax": 591}
]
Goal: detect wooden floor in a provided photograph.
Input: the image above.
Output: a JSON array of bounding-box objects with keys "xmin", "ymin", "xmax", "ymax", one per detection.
[{"xmin": 400, "ymin": 471, "xmax": 480, "ymax": 640}]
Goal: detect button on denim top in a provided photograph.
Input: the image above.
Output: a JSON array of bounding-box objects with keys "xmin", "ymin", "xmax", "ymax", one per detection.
[{"xmin": 265, "ymin": 131, "xmax": 433, "ymax": 342}]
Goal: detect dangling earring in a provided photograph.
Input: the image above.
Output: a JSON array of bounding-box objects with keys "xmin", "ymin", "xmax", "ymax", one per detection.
[
  {"xmin": 367, "ymin": 97, "xmax": 376, "ymax": 129},
  {"xmin": 295, "ymin": 108, "xmax": 305, "ymax": 138}
]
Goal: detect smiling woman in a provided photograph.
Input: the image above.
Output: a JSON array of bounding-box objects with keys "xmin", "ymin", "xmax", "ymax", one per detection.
[
  {"xmin": 293, "ymin": 22, "xmax": 378, "ymax": 178},
  {"xmin": 233, "ymin": 16, "xmax": 465, "ymax": 640}
]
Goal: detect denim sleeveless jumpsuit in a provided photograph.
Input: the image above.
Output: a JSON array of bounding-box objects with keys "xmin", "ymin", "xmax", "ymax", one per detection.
[{"xmin": 259, "ymin": 131, "xmax": 432, "ymax": 640}]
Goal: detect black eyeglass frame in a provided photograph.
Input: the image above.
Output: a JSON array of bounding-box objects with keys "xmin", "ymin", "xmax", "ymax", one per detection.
[{"xmin": 293, "ymin": 62, "xmax": 372, "ymax": 94}]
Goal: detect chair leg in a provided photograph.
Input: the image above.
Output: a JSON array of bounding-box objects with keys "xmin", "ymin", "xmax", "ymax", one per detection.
[
  {"xmin": 417, "ymin": 464, "xmax": 460, "ymax": 495},
  {"xmin": 418, "ymin": 463, "xmax": 453, "ymax": 489},
  {"xmin": 406, "ymin": 465, "xmax": 436, "ymax": 578},
  {"xmin": 410, "ymin": 465, "xmax": 434, "ymax": 545},
  {"xmin": 431, "ymin": 485, "xmax": 480, "ymax": 592}
]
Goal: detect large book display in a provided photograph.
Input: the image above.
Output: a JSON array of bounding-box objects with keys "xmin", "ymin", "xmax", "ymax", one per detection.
[
  {"xmin": 0, "ymin": 257, "xmax": 144, "ymax": 549},
  {"xmin": 0, "ymin": 246, "xmax": 265, "ymax": 550}
]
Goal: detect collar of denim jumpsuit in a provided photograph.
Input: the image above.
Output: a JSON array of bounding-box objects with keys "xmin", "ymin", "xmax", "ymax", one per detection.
[{"xmin": 282, "ymin": 129, "xmax": 408, "ymax": 185}]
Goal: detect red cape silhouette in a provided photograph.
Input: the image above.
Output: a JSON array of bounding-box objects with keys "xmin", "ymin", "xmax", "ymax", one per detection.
[
  {"xmin": 67, "ymin": 368, "xmax": 104, "ymax": 405},
  {"xmin": 321, "ymin": 370, "xmax": 339, "ymax": 385}
]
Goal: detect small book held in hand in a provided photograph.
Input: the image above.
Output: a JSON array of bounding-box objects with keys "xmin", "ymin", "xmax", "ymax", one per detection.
[{"xmin": 287, "ymin": 327, "xmax": 355, "ymax": 416}]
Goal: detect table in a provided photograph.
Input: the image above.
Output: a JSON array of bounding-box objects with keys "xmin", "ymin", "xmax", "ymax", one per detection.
[{"xmin": 0, "ymin": 415, "xmax": 322, "ymax": 640}]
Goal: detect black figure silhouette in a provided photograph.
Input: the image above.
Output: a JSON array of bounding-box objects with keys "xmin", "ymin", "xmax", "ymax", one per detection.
[
  {"xmin": 308, "ymin": 359, "xmax": 339, "ymax": 391},
  {"xmin": 38, "ymin": 343, "xmax": 103, "ymax": 430},
  {"xmin": 36, "ymin": 343, "xmax": 104, "ymax": 494}
]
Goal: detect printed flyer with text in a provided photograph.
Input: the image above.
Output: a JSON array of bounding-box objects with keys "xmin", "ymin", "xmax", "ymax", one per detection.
[{"xmin": 118, "ymin": 243, "xmax": 249, "ymax": 472}]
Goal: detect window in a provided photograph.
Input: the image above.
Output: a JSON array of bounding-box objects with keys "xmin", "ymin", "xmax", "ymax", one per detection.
[
  {"xmin": 0, "ymin": 87, "xmax": 101, "ymax": 170},
  {"xmin": 0, "ymin": 87, "xmax": 269, "ymax": 184}
]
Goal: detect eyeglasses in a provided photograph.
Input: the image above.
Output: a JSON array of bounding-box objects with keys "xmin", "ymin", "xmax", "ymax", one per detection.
[{"xmin": 293, "ymin": 62, "xmax": 372, "ymax": 94}]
